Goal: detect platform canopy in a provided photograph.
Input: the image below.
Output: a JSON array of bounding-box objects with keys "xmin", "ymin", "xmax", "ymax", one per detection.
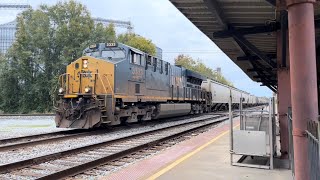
[{"xmin": 169, "ymin": 0, "xmax": 320, "ymax": 92}]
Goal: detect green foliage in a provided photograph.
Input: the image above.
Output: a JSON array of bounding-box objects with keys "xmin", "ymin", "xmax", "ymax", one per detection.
[
  {"xmin": 87, "ymin": 23, "xmax": 116, "ymax": 46},
  {"xmin": 0, "ymin": 1, "xmax": 157, "ymax": 114},
  {"xmin": 118, "ymin": 33, "xmax": 156, "ymax": 56},
  {"xmin": 0, "ymin": 55, "xmax": 21, "ymax": 113},
  {"xmin": 0, "ymin": 1, "xmax": 116, "ymax": 113},
  {"xmin": 175, "ymin": 54, "xmax": 233, "ymax": 87}
]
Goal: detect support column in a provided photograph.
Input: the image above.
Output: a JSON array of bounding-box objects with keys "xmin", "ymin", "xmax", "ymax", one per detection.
[
  {"xmin": 277, "ymin": 10, "xmax": 290, "ymax": 159},
  {"xmin": 286, "ymin": 0, "xmax": 318, "ymax": 179}
]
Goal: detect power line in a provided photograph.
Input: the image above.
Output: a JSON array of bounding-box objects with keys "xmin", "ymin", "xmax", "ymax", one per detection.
[
  {"xmin": 92, "ymin": 17, "xmax": 133, "ymax": 32},
  {"xmin": 0, "ymin": 3, "xmax": 30, "ymax": 9}
]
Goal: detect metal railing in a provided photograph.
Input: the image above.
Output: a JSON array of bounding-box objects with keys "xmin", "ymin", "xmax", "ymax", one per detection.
[
  {"xmin": 287, "ymin": 107, "xmax": 295, "ymax": 176},
  {"xmin": 306, "ymin": 120, "xmax": 319, "ymax": 180},
  {"xmin": 288, "ymin": 107, "xmax": 320, "ymax": 180}
]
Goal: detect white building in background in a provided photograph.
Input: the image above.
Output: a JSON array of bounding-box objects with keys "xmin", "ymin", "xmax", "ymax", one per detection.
[
  {"xmin": 0, "ymin": 18, "xmax": 133, "ymax": 54},
  {"xmin": 0, "ymin": 18, "xmax": 164, "ymax": 59},
  {"xmin": 0, "ymin": 20, "xmax": 17, "ymax": 54}
]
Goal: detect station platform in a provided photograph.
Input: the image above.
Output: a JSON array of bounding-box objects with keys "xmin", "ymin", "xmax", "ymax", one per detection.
[{"xmin": 104, "ymin": 117, "xmax": 292, "ymax": 180}]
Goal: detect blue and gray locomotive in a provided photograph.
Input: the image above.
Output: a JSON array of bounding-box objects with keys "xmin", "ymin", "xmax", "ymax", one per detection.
[{"xmin": 54, "ymin": 42, "xmax": 266, "ymax": 128}]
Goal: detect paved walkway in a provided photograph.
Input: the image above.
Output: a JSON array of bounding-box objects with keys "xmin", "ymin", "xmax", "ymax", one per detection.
[
  {"xmin": 104, "ymin": 117, "xmax": 292, "ymax": 180},
  {"xmin": 153, "ymin": 131, "xmax": 292, "ymax": 180}
]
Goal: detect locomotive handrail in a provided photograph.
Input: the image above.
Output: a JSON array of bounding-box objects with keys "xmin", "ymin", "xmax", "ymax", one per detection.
[
  {"xmin": 103, "ymin": 74, "xmax": 115, "ymax": 110},
  {"xmin": 58, "ymin": 73, "xmax": 71, "ymax": 94},
  {"xmin": 96, "ymin": 74, "xmax": 108, "ymax": 94},
  {"xmin": 53, "ymin": 73, "xmax": 70, "ymax": 108}
]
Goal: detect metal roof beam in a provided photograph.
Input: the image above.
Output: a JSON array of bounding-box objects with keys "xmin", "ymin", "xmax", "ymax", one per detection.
[
  {"xmin": 250, "ymin": 61, "xmax": 277, "ymax": 94},
  {"xmin": 237, "ymin": 54, "xmax": 276, "ymax": 61},
  {"xmin": 203, "ymin": 0, "xmax": 228, "ymax": 28},
  {"xmin": 249, "ymin": 59, "xmax": 277, "ymax": 90},
  {"xmin": 170, "ymin": 2, "xmax": 205, "ymax": 8},
  {"xmin": 233, "ymin": 33, "xmax": 277, "ymax": 68},
  {"xmin": 203, "ymin": 0, "xmax": 248, "ymax": 56},
  {"xmin": 258, "ymin": 78, "xmax": 277, "ymax": 92},
  {"xmin": 212, "ymin": 23, "xmax": 279, "ymax": 38},
  {"xmin": 262, "ymin": 84, "xmax": 277, "ymax": 92},
  {"xmin": 258, "ymin": 80, "xmax": 277, "ymax": 84},
  {"xmin": 187, "ymin": 14, "xmax": 215, "ymax": 18},
  {"xmin": 250, "ymin": 59, "xmax": 275, "ymax": 76},
  {"xmin": 247, "ymin": 67, "xmax": 273, "ymax": 72},
  {"xmin": 259, "ymin": 77, "xmax": 277, "ymax": 90},
  {"xmin": 265, "ymin": 0, "xmax": 276, "ymax": 6},
  {"xmin": 253, "ymin": 75, "xmax": 274, "ymax": 79},
  {"xmin": 315, "ymin": 19, "xmax": 320, "ymax": 28}
]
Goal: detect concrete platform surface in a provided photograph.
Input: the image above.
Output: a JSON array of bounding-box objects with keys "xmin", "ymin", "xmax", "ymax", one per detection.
[
  {"xmin": 153, "ymin": 132, "xmax": 292, "ymax": 180},
  {"xmin": 103, "ymin": 117, "xmax": 292, "ymax": 180}
]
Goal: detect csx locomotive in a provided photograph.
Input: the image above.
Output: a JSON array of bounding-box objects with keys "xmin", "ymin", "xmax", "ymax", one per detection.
[{"xmin": 55, "ymin": 42, "xmax": 267, "ymax": 129}]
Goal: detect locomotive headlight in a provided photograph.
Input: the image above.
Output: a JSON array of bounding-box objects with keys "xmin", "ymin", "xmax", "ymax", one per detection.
[
  {"xmin": 83, "ymin": 60, "xmax": 88, "ymax": 68},
  {"xmin": 84, "ymin": 87, "xmax": 91, "ymax": 93},
  {"xmin": 58, "ymin": 87, "xmax": 64, "ymax": 93}
]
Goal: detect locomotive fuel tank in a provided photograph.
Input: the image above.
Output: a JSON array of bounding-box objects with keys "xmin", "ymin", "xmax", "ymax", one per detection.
[{"xmin": 153, "ymin": 103, "xmax": 191, "ymax": 119}]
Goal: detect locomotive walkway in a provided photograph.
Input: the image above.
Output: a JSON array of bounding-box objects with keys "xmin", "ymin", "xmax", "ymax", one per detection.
[{"xmin": 105, "ymin": 116, "xmax": 291, "ymax": 180}]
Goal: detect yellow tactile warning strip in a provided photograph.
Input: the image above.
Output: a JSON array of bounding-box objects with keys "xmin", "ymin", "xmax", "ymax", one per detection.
[
  {"xmin": 102, "ymin": 119, "xmax": 240, "ymax": 180},
  {"xmin": 146, "ymin": 124, "xmax": 240, "ymax": 180}
]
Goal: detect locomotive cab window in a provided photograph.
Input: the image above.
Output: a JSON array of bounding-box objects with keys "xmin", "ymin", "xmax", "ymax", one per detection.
[
  {"xmin": 140, "ymin": 55, "xmax": 145, "ymax": 67},
  {"xmin": 153, "ymin": 58, "xmax": 157, "ymax": 72},
  {"xmin": 101, "ymin": 49, "xmax": 125, "ymax": 60},
  {"xmin": 130, "ymin": 51, "xmax": 143, "ymax": 66},
  {"xmin": 85, "ymin": 51, "xmax": 100, "ymax": 57},
  {"xmin": 165, "ymin": 62, "xmax": 169, "ymax": 75},
  {"xmin": 147, "ymin": 55, "xmax": 152, "ymax": 65},
  {"xmin": 160, "ymin": 60, "xmax": 163, "ymax": 74}
]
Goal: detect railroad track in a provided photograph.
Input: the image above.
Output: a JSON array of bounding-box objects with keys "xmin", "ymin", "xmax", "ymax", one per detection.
[
  {"xmin": 0, "ymin": 106, "xmax": 263, "ymax": 153},
  {"xmin": 0, "ymin": 129, "xmax": 99, "ymax": 152},
  {"xmin": 0, "ymin": 114, "xmax": 228, "ymax": 180},
  {"xmin": 0, "ymin": 114, "xmax": 54, "ymax": 117},
  {"xmin": 0, "ymin": 112, "xmax": 226, "ymax": 152}
]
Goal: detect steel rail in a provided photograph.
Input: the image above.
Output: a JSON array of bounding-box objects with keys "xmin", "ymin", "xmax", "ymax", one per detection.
[
  {"xmin": 0, "ymin": 106, "xmax": 262, "ymax": 150},
  {"xmin": 0, "ymin": 129, "xmax": 85, "ymax": 145},
  {"xmin": 0, "ymin": 130, "xmax": 104, "ymax": 152},
  {"xmin": 0, "ymin": 115, "xmax": 224, "ymax": 174},
  {"xmin": 0, "ymin": 113, "xmax": 224, "ymax": 152},
  {"xmin": 38, "ymin": 116, "xmax": 228, "ymax": 180}
]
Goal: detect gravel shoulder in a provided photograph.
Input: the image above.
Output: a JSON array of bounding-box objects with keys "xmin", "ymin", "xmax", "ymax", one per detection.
[
  {"xmin": 0, "ymin": 115, "xmax": 216, "ymax": 165},
  {"xmin": 0, "ymin": 116, "xmax": 68, "ymax": 139}
]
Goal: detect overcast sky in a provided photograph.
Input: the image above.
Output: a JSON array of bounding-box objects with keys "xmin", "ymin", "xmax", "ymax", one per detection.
[{"xmin": 0, "ymin": 0, "xmax": 272, "ymax": 97}]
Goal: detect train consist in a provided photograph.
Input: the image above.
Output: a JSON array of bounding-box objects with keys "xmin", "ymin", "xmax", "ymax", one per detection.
[{"xmin": 54, "ymin": 42, "xmax": 268, "ymax": 129}]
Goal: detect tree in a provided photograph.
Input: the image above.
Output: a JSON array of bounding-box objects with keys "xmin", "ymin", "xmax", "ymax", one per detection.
[
  {"xmin": 0, "ymin": 55, "xmax": 20, "ymax": 113},
  {"xmin": 0, "ymin": 1, "xmax": 116, "ymax": 113},
  {"xmin": 174, "ymin": 54, "xmax": 233, "ymax": 87},
  {"xmin": 0, "ymin": 1, "xmax": 157, "ymax": 113},
  {"xmin": 86, "ymin": 23, "xmax": 116, "ymax": 46},
  {"xmin": 117, "ymin": 33, "xmax": 156, "ymax": 55}
]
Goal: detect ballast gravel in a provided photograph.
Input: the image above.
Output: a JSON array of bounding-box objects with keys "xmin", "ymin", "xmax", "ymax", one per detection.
[{"xmin": 0, "ymin": 115, "xmax": 217, "ymax": 166}]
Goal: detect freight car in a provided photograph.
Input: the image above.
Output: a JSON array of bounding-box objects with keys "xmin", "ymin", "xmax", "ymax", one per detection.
[{"xmin": 54, "ymin": 42, "xmax": 266, "ymax": 129}]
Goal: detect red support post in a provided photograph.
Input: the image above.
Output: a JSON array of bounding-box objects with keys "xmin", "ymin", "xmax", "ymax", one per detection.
[
  {"xmin": 277, "ymin": 68, "xmax": 291, "ymax": 158},
  {"xmin": 286, "ymin": 0, "xmax": 318, "ymax": 179},
  {"xmin": 276, "ymin": 8, "xmax": 290, "ymax": 158}
]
